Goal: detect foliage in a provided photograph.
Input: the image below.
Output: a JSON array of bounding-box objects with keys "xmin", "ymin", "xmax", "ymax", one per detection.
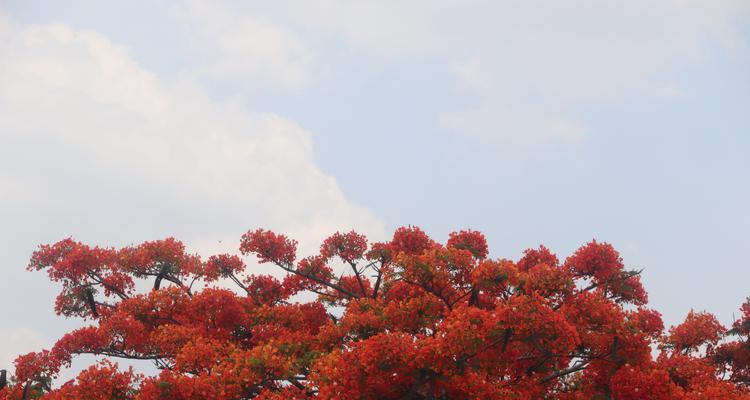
[{"xmin": 1, "ymin": 227, "xmax": 749, "ymax": 399}]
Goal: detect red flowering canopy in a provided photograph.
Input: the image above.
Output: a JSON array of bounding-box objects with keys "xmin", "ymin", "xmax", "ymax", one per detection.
[{"xmin": 2, "ymin": 227, "xmax": 749, "ymax": 399}]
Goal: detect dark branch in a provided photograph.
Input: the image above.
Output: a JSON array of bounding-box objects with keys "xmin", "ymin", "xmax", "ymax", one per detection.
[
  {"xmin": 372, "ymin": 265, "xmax": 384, "ymax": 299},
  {"xmin": 348, "ymin": 261, "xmax": 368, "ymax": 296},
  {"xmin": 153, "ymin": 263, "xmax": 170, "ymax": 290},
  {"xmin": 501, "ymin": 328, "xmax": 513, "ymax": 352},
  {"xmin": 273, "ymin": 261, "xmax": 358, "ymax": 298},
  {"xmin": 540, "ymin": 360, "xmax": 591, "ymax": 383},
  {"xmin": 84, "ymin": 287, "xmax": 98, "ymax": 318},
  {"xmin": 611, "ymin": 336, "xmax": 620, "ymax": 362},
  {"xmin": 21, "ymin": 381, "xmax": 30, "ymax": 400},
  {"xmin": 467, "ymin": 287, "xmax": 479, "ymax": 307}
]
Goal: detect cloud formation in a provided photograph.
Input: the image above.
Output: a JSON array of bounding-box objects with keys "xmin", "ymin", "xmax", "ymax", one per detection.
[
  {"xmin": 256, "ymin": 0, "xmax": 750, "ymax": 143},
  {"xmin": 0, "ymin": 10, "xmax": 382, "ymax": 244},
  {"xmin": 172, "ymin": 0, "xmax": 313, "ymax": 88}
]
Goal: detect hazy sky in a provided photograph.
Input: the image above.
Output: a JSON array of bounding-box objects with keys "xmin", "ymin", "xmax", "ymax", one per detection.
[{"xmin": 1, "ymin": 0, "xmax": 749, "ymax": 379}]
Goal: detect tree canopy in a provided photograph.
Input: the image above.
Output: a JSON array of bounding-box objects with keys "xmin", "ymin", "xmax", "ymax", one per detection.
[{"xmin": 1, "ymin": 227, "xmax": 749, "ymax": 399}]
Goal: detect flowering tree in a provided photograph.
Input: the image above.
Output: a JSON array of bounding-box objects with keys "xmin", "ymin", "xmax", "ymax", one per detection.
[{"xmin": 1, "ymin": 227, "xmax": 749, "ymax": 399}]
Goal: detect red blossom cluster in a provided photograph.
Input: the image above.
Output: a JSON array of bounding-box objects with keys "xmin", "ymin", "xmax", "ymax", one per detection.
[{"xmin": 1, "ymin": 228, "xmax": 749, "ymax": 399}]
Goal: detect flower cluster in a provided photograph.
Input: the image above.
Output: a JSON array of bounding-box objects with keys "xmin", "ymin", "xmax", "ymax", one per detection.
[{"xmin": 3, "ymin": 227, "xmax": 750, "ymax": 399}]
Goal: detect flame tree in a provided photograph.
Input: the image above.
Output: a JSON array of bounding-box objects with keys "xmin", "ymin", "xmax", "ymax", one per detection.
[{"xmin": 1, "ymin": 227, "xmax": 749, "ymax": 399}]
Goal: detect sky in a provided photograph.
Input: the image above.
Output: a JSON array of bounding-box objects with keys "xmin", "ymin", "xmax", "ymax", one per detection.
[{"xmin": 0, "ymin": 0, "xmax": 749, "ymax": 381}]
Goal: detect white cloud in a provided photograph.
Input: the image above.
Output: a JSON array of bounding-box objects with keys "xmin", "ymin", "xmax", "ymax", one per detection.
[
  {"xmin": 0, "ymin": 11, "xmax": 384, "ymax": 258},
  {"xmin": 270, "ymin": 0, "xmax": 450, "ymax": 56},
  {"xmin": 172, "ymin": 0, "xmax": 313, "ymax": 88},
  {"xmin": 262, "ymin": 0, "xmax": 750, "ymax": 143}
]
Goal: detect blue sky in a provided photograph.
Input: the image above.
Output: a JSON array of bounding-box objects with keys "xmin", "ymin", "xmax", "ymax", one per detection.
[{"xmin": 0, "ymin": 0, "xmax": 749, "ymax": 379}]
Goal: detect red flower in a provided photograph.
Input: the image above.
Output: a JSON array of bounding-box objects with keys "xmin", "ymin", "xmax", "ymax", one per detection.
[
  {"xmin": 564, "ymin": 240, "xmax": 623, "ymax": 280},
  {"xmin": 446, "ymin": 230, "xmax": 489, "ymax": 259},
  {"xmin": 517, "ymin": 245, "xmax": 559, "ymax": 271},
  {"xmin": 240, "ymin": 229, "xmax": 298, "ymax": 266},
  {"xmin": 320, "ymin": 231, "xmax": 368, "ymax": 262},
  {"xmin": 7, "ymin": 228, "xmax": 750, "ymax": 399},
  {"xmin": 390, "ymin": 226, "xmax": 434, "ymax": 256}
]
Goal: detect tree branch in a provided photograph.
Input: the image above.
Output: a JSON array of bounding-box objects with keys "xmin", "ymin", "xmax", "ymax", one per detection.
[
  {"xmin": 540, "ymin": 360, "xmax": 591, "ymax": 383},
  {"xmin": 273, "ymin": 261, "xmax": 358, "ymax": 298}
]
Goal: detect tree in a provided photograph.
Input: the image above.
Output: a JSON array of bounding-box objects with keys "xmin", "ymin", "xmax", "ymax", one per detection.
[{"xmin": 1, "ymin": 227, "xmax": 749, "ymax": 399}]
